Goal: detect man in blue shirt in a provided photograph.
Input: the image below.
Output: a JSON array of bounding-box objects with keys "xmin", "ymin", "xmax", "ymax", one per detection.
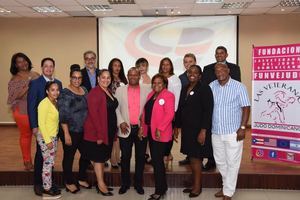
[{"xmin": 210, "ymin": 63, "xmax": 250, "ymax": 200}]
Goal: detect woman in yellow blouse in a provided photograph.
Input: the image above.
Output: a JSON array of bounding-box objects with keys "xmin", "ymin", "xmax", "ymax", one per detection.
[{"xmin": 37, "ymin": 81, "xmax": 61, "ymax": 199}]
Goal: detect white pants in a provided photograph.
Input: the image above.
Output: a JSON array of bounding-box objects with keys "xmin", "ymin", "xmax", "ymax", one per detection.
[{"xmin": 212, "ymin": 133, "xmax": 243, "ymax": 197}]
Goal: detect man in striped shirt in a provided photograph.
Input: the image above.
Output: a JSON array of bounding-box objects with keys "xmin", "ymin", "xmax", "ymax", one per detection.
[{"xmin": 209, "ymin": 63, "xmax": 250, "ymax": 200}]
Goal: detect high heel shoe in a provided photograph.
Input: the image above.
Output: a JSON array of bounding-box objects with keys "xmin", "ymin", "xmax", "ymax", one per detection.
[
  {"xmin": 78, "ymin": 181, "xmax": 92, "ymax": 189},
  {"xmin": 182, "ymin": 188, "xmax": 192, "ymax": 193},
  {"xmin": 95, "ymin": 185, "xmax": 113, "ymax": 196},
  {"xmin": 148, "ymin": 193, "xmax": 165, "ymax": 200},
  {"xmin": 65, "ymin": 185, "xmax": 80, "ymax": 194}
]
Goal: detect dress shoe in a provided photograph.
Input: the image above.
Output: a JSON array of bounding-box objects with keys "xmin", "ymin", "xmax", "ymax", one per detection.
[
  {"xmin": 178, "ymin": 157, "xmax": 190, "ymax": 165},
  {"xmin": 96, "ymin": 185, "xmax": 113, "ymax": 196},
  {"xmin": 111, "ymin": 164, "xmax": 119, "ymax": 169},
  {"xmin": 223, "ymin": 195, "xmax": 232, "ymax": 200},
  {"xmin": 118, "ymin": 186, "xmax": 129, "ymax": 194},
  {"xmin": 215, "ymin": 189, "xmax": 224, "ymax": 198},
  {"xmin": 148, "ymin": 193, "xmax": 165, "ymax": 200},
  {"xmin": 189, "ymin": 192, "xmax": 201, "ymax": 198},
  {"xmin": 51, "ymin": 185, "xmax": 61, "ymax": 194},
  {"xmin": 34, "ymin": 185, "xmax": 43, "ymax": 196},
  {"xmin": 182, "ymin": 188, "xmax": 192, "ymax": 193},
  {"xmin": 134, "ymin": 186, "xmax": 144, "ymax": 195}
]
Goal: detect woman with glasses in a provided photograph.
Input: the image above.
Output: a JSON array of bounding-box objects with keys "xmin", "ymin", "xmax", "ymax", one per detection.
[{"xmin": 57, "ymin": 64, "xmax": 91, "ymax": 193}]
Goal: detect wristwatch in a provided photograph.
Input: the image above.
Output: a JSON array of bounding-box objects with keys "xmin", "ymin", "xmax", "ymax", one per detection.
[{"xmin": 240, "ymin": 125, "xmax": 246, "ymax": 130}]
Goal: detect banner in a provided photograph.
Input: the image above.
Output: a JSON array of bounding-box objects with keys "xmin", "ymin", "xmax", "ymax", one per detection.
[
  {"xmin": 98, "ymin": 16, "xmax": 237, "ymax": 76},
  {"xmin": 252, "ymin": 43, "xmax": 300, "ymax": 164}
]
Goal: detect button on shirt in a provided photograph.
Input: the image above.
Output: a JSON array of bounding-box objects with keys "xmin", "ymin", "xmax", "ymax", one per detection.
[
  {"xmin": 210, "ymin": 78, "xmax": 250, "ymax": 135},
  {"xmin": 128, "ymin": 86, "xmax": 140, "ymax": 125}
]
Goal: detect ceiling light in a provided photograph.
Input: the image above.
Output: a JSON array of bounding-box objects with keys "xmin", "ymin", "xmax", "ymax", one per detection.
[
  {"xmin": 155, "ymin": 9, "xmax": 159, "ymax": 15},
  {"xmin": 108, "ymin": 0, "xmax": 135, "ymax": 4},
  {"xmin": 171, "ymin": 9, "xmax": 174, "ymax": 15},
  {"xmin": 84, "ymin": 5, "xmax": 112, "ymax": 12},
  {"xmin": 177, "ymin": 11, "xmax": 181, "ymax": 14},
  {"xmin": 0, "ymin": 7, "xmax": 11, "ymax": 13},
  {"xmin": 279, "ymin": 0, "xmax": 300, "ymax": 7},
  {"xmin": 195, "ymin": 0, "xmax": 223, "ymax": 3},
  {"xmin": 222, "ymin": 2, "xmax": 252, "ymax": 9},
  {"xmin": 32, "ymin": 6, "xmax": 62, "ymax": 13}
]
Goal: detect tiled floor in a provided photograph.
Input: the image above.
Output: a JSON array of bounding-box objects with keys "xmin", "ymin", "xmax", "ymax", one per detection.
[{"xmin": 0, "ymin": 186, "xmax": 299, "ymax": 200}]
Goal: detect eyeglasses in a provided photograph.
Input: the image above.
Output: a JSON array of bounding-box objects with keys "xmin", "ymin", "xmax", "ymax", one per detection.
[
  {"xmin": 84, "ymin": 57, "xmax": 96, "ymax": 61},
  {"xmin": 71, "ymin": 76, "xmax": 82, "ymax": 80}
]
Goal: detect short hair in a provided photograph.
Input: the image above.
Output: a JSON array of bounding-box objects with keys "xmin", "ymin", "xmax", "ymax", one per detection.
[
  {"xmin": 135, "ymin": 57, "xmax": 149, "ymax": 67},
  {"xmin": 10, "ymin": 52, "xmax": 33, "ymax": 75},
  {"xmin": 214, "ymin": 62, "xmax": 228, "ymax": 69},
  {"xmin": 45, "ymin": 81, "xmax": 59, "ymax": 94},
  {"xmin": 151, "ymin": 73, "xmax": 168, "ymax": 88},
  {"xmin": 189, "ymin": 64, "xmax": 202, "ymax": 75},
  {"xmin": 158, "ymin": 57, "xmax": 174, "ymax": 76},
  {"xmin": 215, "ymin": 46, "xmax": 228, "ymax": 54},
  {"xmin": 184, "ymin": 53, "xmax": 196, "ymax": 62},
  {"xmin": 127, "ymin": 67, "xmax": 140, "ymax": 75},
  {"xmin": 83, "ymin": 50, "xmax": 96, "ymax": 59},
  {"xmin": 69, "ymin": 64, "xmax": 81, "ymax": 77},
  {"xmin": 108, "ymin": 58, "xmax": 128, "ymax": 85},
  {"xmin": 41, "ymin": 57, "xmax": 55, "ymax": 67}
]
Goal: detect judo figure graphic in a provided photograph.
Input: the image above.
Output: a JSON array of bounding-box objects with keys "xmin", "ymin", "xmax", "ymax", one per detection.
[{"xmin": 261, "ymin": 90, "xmax": 296, "ymax": 123}]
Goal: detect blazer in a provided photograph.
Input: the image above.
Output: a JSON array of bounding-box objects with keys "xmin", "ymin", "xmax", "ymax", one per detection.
[
  {"xmin": 27, "ymin": 75, "xmax": 62, "ymax": 129},
  {"xmin": 81, "ymin": 67, "xmax": 100, "ymax": 92},
  {"xmin": 115, "ymin": 84, "xmax": 151, "ymax": 138},
  {"xmin": 83, "ymin": 86, "xmax": 109, "ymax": 145},
  {"xmin": 141, "ymin": 89, "xmax": 175, "ymax": 142},
  {"xmin": 202, "ymin": 61, "xmax": 241, "ymax": 85}
]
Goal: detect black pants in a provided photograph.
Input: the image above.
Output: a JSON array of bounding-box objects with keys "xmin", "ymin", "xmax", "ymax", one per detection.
[
  {"xmin": 60, "ymin": 132, "xmax": 90, "ymax": 184},
  {"xmin": 148, "ymin": 128, "xmax": 168, "ymax": 195},
  {"xmin": 34, "ymin": 141, "xmax": 43, "ymax": 186},
  {"xmin": 119, "ymin": 126, "xmax": 147, "ymax": 187}
]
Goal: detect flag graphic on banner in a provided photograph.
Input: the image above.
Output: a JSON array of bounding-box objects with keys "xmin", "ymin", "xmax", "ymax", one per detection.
[{"xmin": 251, "ymin": 43, "xmax": 300, "ymax": 164}]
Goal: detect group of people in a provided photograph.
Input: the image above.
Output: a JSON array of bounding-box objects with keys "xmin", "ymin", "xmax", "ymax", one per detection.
[{"xmin": 7, "ymin": 46, "xmax": 250, "ymax": 200}]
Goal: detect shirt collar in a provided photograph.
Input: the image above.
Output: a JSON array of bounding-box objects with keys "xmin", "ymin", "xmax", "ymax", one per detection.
[
  {"xmin": 43, "ymin": 75, "xmax": 54, "ymax": 82},
  {"xmin": 217, "ymin": 77, "xmax": 232, "ymax": 87}
]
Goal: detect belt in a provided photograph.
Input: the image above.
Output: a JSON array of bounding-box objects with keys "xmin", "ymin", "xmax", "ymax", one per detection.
[{"xmin": 130, "ymin": 124, "xmax": 139, "ymax": 129}]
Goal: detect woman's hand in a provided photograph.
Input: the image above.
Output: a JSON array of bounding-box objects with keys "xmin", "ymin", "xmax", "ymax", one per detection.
[
  {"xmin": 173, "ymin": 128, "xmax": 181, "ymax": 143},
  {"xmin": 64, "ymin": 133, "xmax": 72, "ymax": 146},
  {"xmin": 46, "ymin": 142, "xmax": 53, "ymax": 150},
  {"xmin": 197, "ymin": 129, "xmax": 206, "ymax": 145},
  {"xmin": 96, "ymin": 140, "xmax": 103, "ymax": 145}
]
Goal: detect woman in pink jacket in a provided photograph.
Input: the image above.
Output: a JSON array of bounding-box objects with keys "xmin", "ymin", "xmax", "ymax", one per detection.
[{"xmin": 140, "ymin": 73, "xmax": 175, "ymax": 200}]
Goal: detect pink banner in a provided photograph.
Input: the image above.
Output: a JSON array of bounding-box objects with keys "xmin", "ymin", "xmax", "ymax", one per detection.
[{"xmin": 252, "ymin": 43, "xmax": 300, "ymax": 164}]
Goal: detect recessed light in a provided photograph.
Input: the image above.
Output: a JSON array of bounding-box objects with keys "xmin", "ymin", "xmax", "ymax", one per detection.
[
  {"xmin": 32, "ymin": 6, "xmax": 62, "ymax": 13},
  {"xmin": 222, "ymin": 2, "xmax": 252, "ymax": 9},
  {"xmin": 279, "ymin": 0, "xmax": 300, "ymax": 7},
  {"xmin": 195, "ymin": 0, "xmax": 223, "ymax": 3},
  {"xmin": 281, "ymin": 8, "xmax": 285, "ymax": 11},
  {"xmin": 84, "ymin": 5, "xmax": 112, "ymax": 12},
  {"xmin": 108, "ymin": 0, "xmax": 135, "ymax": 4},
  {"xmin": 177, "ymin": 11, "xmax": 181, "ymax": 14},
  {"xmin": 0, "ymin": 7, "xmax": 12, "ymax": 13}
]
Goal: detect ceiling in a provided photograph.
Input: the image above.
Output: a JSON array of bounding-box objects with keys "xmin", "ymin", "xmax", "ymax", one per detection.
[{"xmin": 0, "ymin": 0, "xmax": 299, "ymax": 18}]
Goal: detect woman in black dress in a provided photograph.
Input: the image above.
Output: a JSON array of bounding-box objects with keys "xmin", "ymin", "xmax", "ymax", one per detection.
[
  {"xmin": 175, "ymin": 65, "xmax": 213, "ymax": 198},
  {"xmin": 57, "ymin": 64, "xmax": 91, "ymax": 193},
  {"xmin": 82, "ymin": 69, "xmax": 118, "ymax": 196}
]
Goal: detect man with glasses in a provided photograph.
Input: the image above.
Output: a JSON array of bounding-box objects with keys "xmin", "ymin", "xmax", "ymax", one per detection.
[{"xmin": 81, "ymin": 50, "xmax": 99, "ymax": 92}]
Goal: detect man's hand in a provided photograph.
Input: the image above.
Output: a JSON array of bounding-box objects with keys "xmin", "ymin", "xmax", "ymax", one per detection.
[
  {"xmin": 138, "ymin": 126, "xmax": 144, "ymax": 140},
  {"xmin": 120, "ymin": 122, "xmax": 129, "ymax": 135},
  {"xmin": 155, "ymin": 129, "xmax": 161, "ymax": 141},
  {"xmin": 236, "ymin": 128, "xmax": 246, "ymax": 141}
]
